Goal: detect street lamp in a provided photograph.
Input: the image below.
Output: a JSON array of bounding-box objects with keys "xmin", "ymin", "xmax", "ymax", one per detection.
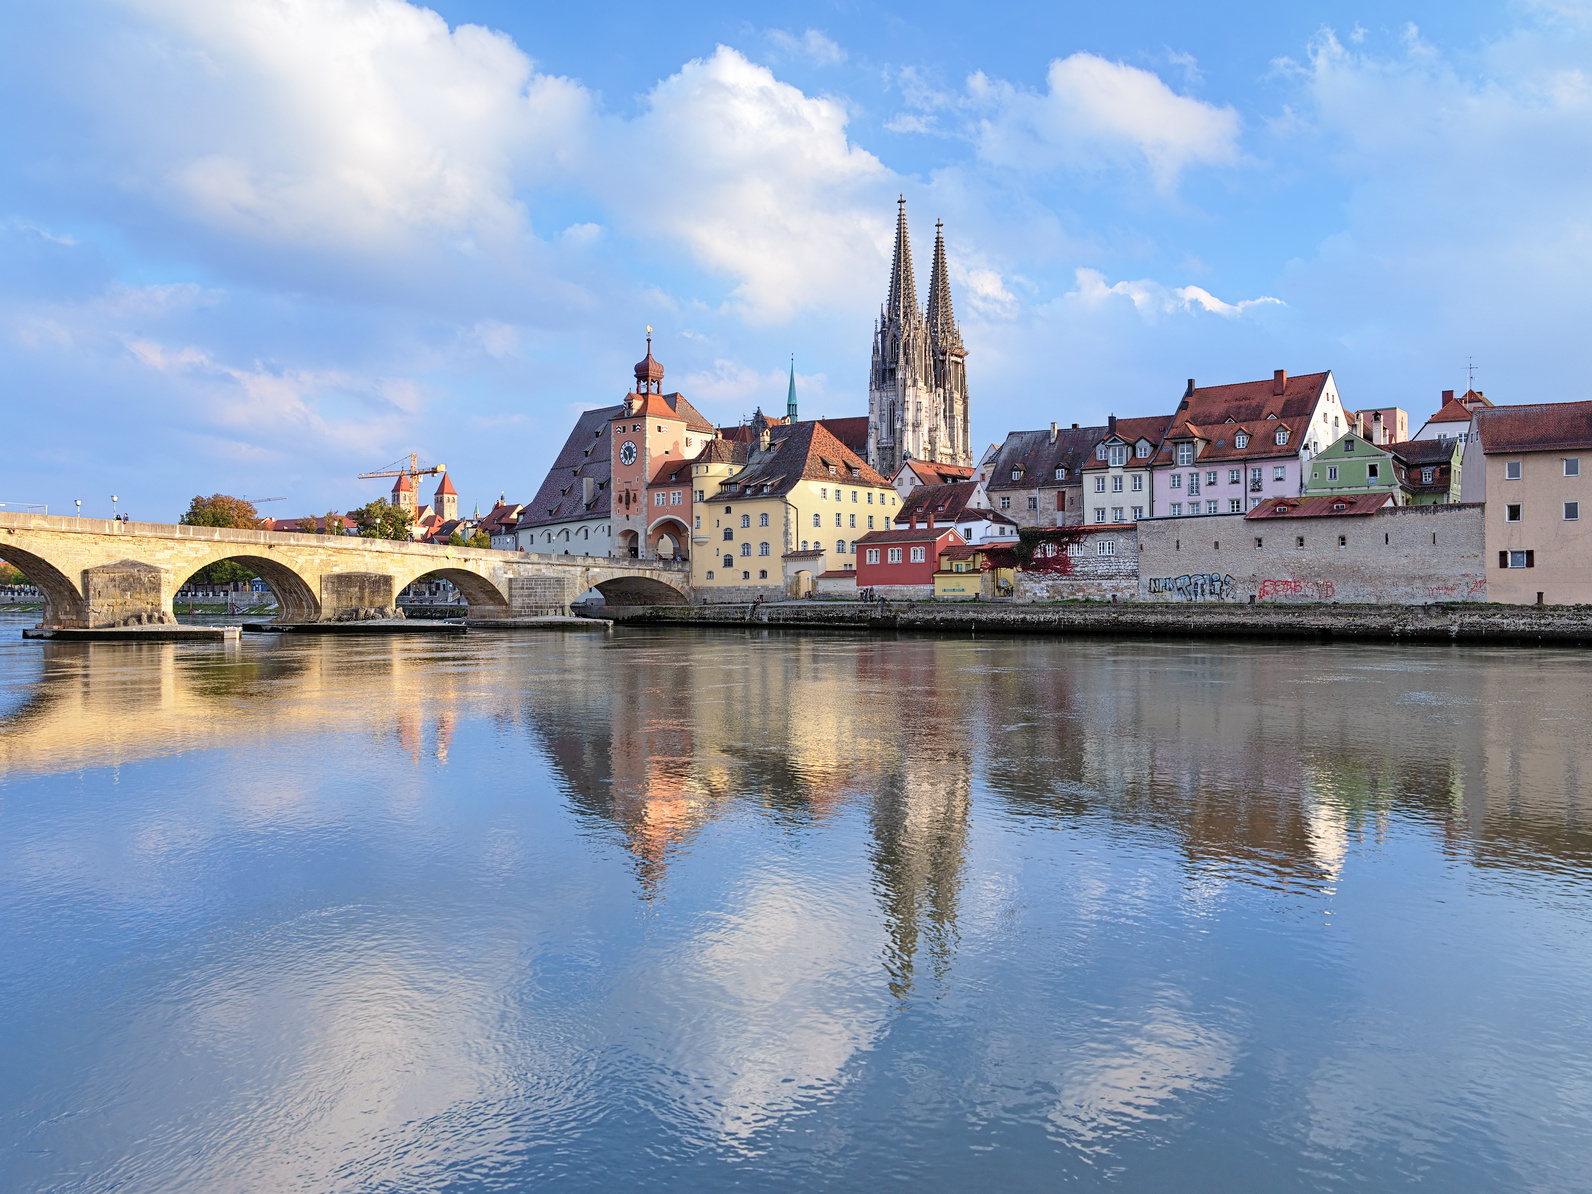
[
  {"xmin": 74, "ymin": 499, "xmax": 81, "ymax": 519},
  {"xmin": 111, "ymin": 495, "xmax": 118, "ymax": 521}
]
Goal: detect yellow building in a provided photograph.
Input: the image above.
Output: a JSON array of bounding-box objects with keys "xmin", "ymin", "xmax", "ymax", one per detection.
[
  {"xmin": 691, "ymin": 420, "xmax": 898, "ymax": 598},
  {"xmin": 933, "ymin": 543, "xmax": 1014, "ymax": 599}
]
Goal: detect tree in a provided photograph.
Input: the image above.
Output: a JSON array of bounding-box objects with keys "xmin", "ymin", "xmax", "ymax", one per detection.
[
  {"xmin": 448, "ymin": 531, "xmax": 465, "ymax": 546},
  {"xmin": 467, "ymin": 529, "xmax": 491, "ymax": 549},
  {"xmin": 0, "ymin": 560, "xmax": 27, "ymax": 586},
  {"xmin": 296, "ymin": 516, "xmax": 318, "ymax": 534},
  {"xmin": 180, "ymin": 494, "xmax": 259, "ymax": 529},
  {"xmin": 322, "ymin": 510, "xmax": 344, "ymax": 535},
  {"xmin": 979, "ymin": 526, "xmax": 1089, "ymax": 576},
  {"xmin": 351, "ymin": 497, "xmax": 414, "ymax": 540}
]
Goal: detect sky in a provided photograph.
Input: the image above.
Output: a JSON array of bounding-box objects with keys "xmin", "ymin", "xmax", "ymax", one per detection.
[{"xmin": 5, "ymin": 0, "xmax": 1592, "ymax": 521}]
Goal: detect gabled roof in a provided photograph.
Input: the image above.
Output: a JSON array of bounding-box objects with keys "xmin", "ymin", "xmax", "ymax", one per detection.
[
  {"xmin": 1245, "ymin": 494, "xmax": 1393, "ymax": 520},
  {"xmin": 1389, "ymin": 438, "xmax": 1462, "ymax": 467},
  {"xmin": 626, "ymin": 390, "xmax": 715, "ymax": 432},
  {"xmin": 1080, "ymin": 415, "xmax": 1176, "ymax": 470},
  {"xmin": 1176, "ymin": 370, "xmax": 1332, "ymax": 424},
  {"xmin": 984, "ymin": 424, "xmax": 1110, "ymax": 491},
  {"xmin": 1425, "ymin": 396, "xmax": 1480, "ymax": 424},
  {"xmin": 521, "ymin": 404, "xmax": 623, "ymax": 529},
  {"xmin": 899, "ymin": 461, "xmax": 975, "ymax": 486},
  {"xmin": 895, "ymin": 481, "xmax": 984, "ymax": 524},
  {"xmin": 478, "ymin": 501, "xmax": 525, "ymax": 535},
  {"xmin": 855, "ymin": 526, "xmax": 967, "ymax": 545},
  {"xmin": 818, "ymin": 417, "xmax": 871, "ymax": 457},
  {"xmin": 695, "ymin": 438, "xmax": 750, "ymax": 466},
  {"xmin": 1474, "ymin": 401, "xmax": 1592, "ymax": 453},
  {"xmin": 718, "ymin": 420, "xmax": 889, "ymax": 497},
  {"xmin": 1152, "ymin": 414, "xmax": 1311, "ymax": 466}
]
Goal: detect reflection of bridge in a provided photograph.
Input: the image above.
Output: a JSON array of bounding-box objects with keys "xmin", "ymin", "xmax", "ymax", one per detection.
[{"xmin": 0, "ymin": 513, "xmax": 689, "ymax": 627}]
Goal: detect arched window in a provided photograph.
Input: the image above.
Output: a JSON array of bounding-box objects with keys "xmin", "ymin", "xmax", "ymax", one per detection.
[
  {"xmin": 723, "ymin": 554, "xmax": 733, "ymax": 568},
  {"xmin": 759, "ymin": 542, "xmax": 770, "ymax": 556},
  {"xmin": 740, "ymin": 514, "xmax": 750, "ymax": 528},
  {"xmin": 888, "ymin": 400, "xmax": 896, "ymax": 430},
  {"xmin": 759, "ymin": 512, "xmax": 769, "ymax": 526},
  {"xmin": 740, "ymin": 543, "xmax": 751, "ymax": 556},
  {"xmin": 812, "ymin": 514, "xmax": 820, "ymax": 527},
  {"xmin": 837, "ymin": 540, "xmax": 846, "ymax": 553}
]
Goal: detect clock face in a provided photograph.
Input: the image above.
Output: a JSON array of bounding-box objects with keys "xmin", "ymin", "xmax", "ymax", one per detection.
[{"xmin": 619, "ymin": 441, "xmax": 637, "ymax": 466}]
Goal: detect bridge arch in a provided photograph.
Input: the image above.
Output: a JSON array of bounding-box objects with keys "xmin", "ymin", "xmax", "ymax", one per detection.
[
  {"xmin": 648, "ymin": 515, "xmax": 691, "ymax": 561},
  {"xmin": 393, "ymin": 564, "xmax": 511, "ymax": 618},
  {"xmin": 173, "ymin": 554, "xmax": 319, "ymax": 622},
  {"xmin": 592, "ymin": 574, "xmax": 689, "ymax": 606},
  {"xmin": 0, "ymin": 546, "xmax": 87, "ymax": 627}
]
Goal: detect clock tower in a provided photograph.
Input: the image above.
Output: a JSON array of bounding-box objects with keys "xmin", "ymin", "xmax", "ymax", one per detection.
[{"xmin": 610, "ymin": 333, "xmax": 715, "ymax": 559}]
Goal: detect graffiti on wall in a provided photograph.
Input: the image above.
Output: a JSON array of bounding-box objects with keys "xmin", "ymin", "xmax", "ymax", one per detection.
[
  {"xmin": 1148, "ymin": 573, "xmax": 1237, "ymax": 601},
  {"xmin": 1257, "ymin": 578, "xmax": 1336, "ymax": 601}
]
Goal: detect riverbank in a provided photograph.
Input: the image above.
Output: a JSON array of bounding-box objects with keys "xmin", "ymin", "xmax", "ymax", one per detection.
[{"xmin": 599, "ymin": 599, "xmax": 1592, "ymax": 644}]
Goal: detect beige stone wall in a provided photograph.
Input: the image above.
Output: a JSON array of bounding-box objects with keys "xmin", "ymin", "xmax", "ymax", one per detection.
[
  {"xmin": 1015, "ymin": 526, "xmax": 1139, "ymax": 602},
  {"xmin": 1483, "ymin": 450, "xmax": 1592, "ymax": 604},
  {"xmin": 1136, "ymin": 505, "xmax": 1486, "ymax": 603}
]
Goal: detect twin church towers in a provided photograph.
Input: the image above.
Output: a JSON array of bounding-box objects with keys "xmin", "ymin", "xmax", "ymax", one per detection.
[{"xmin": 866, "ymin": 198, "xmax": 973, "ymax": 475}]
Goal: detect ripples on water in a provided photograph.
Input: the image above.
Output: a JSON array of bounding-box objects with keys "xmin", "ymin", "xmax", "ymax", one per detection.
[{"xmin": 2, "ymin": 615, "xmax": 1591, "ymax": 1192}]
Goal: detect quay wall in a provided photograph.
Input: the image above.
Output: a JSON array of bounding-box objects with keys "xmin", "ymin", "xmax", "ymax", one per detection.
[{"xmin": 599, "ymin": 598, "xmax": 1592, "ymax": 645}]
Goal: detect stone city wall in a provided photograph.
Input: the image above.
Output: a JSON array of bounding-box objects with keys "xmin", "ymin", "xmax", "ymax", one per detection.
[
  {"xmin": 1135, "ymin": 504, "xmax": 1487, "ymax": 604},
  {"xmin": 1016, "ymin": 526, "xmax": 1139, "ymax": 602}
]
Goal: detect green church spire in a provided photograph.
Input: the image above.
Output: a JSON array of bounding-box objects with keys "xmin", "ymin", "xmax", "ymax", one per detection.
[{"xmin": 787, "ymin": 357, "xmax": 798, "ymax": 421}]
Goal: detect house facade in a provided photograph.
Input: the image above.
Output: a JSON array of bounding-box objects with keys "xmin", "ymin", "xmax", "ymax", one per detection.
[
  {"xmin": 855, "ymin": 525, "xmax": 966, "ymax": 598},
  {"xmin": 979, "ymin": 423, "xmax": 1107, "ymax": 527},
  {"xmin": 610, "ymin": 342, "xmax": 717, "ymax": 559},
  {"xmin": 894, "ymin": 481, "xmax": 1019, "ymax": 544},
  {"xmin": 1301, "ymin": 433, "xmax": 1404, "ymax": 504},
  {"xmin": 1080, "ymin": 415, "xmax": 1167, "ymax": 526},
  {"xmin": 1464, "ymin": 401, "xmax": 1592, "ymax": 604}
]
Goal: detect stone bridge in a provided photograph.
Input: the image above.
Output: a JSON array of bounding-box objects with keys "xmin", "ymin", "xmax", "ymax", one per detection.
[{"xmin": 0, "ymin": 512, "xmax": 690, "ymax": 627}]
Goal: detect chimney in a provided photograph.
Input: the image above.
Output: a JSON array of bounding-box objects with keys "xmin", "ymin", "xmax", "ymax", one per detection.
[
  {"xmin": 911, "ymin": 512, "xmax": 918, "ymax": 530},
  {"xmin": 1071, "ymin": 422, "xmax": 1079, "ymax": 429},
  {"xmin": 1049, "ymin": 421, "xmax": 1058, "ymax": 444},
  {"xmin": 583, "ymin": 476, "xmax": 594, "ymax": 504},
  {"xmin": 1273, "ymin": 369, "xmax": 1287, "ymax": 395},
  {"xmin": 1184, "ymin": 378, "xmax": 1196, "ymax": 398},
  {"xmin": 1108, "ymin": 413, "xmax": 1117, "ymax": 435},
  {"xmin": 758, "ymin": 426, "xmax": 770, "ymax": 451},
  {"xmin": 1442, "ymin": 389, "xmax": 1454, "ymax": 403}
]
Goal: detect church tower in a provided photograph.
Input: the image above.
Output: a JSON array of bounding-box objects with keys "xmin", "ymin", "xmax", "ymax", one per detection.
[{"xmin": 867, "ymin": 199, "xmax": 970, "ymax": 476}]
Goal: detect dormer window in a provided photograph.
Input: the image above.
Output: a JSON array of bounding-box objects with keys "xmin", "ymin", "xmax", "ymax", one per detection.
[
  {"xmin": 1096, "ymin": 445, "xmax": 1108, "ymax": 460},
  {"xmin": 1108, "ymin": 444, "xmax": 1128, "ymax": 467},
  {"xmin": 1054, "ymin": 466, "xmax": 1066, "ymax": 480},
  {"xmin": 1176, "ymin": 443, "xmax": 1195, "ymax": 466},
  {"xmin": 1136, "ymin": 442, "xmax": 1151, "ymax": 458},
  {"xmin": 1274, "ymin": 504, "xmax": 1288, "ymax": 514},
  {"xmin": 1333, "ymin": 501, "xmax": 1347, "ymax": 511},
  {"xmin": 1235, "ymin": 433, "xmax": 1249, "ymax": 449},
  {"xmin": 1275, "ymin": 428, "xmax": 1289, "ymax": 446},
  {"xmin": 1011, "ymin": 468, "xmax": 1021, "ymax": 481}
]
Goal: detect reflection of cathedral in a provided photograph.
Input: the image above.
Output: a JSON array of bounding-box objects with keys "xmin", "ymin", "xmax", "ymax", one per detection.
[{"xmin": 868, "ymin": 199, "xmax": 973, "ymax": 476}]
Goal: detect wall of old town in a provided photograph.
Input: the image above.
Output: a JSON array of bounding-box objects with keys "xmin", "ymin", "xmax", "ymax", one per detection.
[
  {"xmin": 1015, "ymin": 526, "xmax": 1139, "ymax": 602},
  {"xmin": 1136, "ymin": 504, "xmax": 1487, "ymax": 604}
]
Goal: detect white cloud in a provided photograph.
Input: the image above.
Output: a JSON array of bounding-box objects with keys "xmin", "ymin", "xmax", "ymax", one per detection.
[
  {"xmin": 972, "ymin": 53, "xmax": 1243, "ymax": 188},
  {"xmin": 1071, "ymin": 268, "xmax": 1282, "ymax": 319},
  {"xmin": 766, "ymin": 28, "xmax": 847, "ymax": 66}
]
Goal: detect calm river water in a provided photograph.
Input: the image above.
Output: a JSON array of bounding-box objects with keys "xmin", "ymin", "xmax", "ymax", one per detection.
[{"xmin": 2, "ymin": 616, "xmax": 1591, "ymax": 1192}]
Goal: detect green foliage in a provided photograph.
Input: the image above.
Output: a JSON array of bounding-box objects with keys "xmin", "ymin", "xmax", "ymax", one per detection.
[
  {"xmin": 180, "ymin": 493, "xmax": 259, "ymax": 529},
  {"xmin": 448, "ymin": 531, "xmax": 465, "ymax": 546},
  {"xmin": 322, "ymin": 510, "xmax": 344, "ymax": 536},
  {"xmin": 0, "ymin": 560, "xmax": 28, "ymax": 586},
  {"xmin": 351, "ymin": 498, "xmax": 414, "ymax": 540},
  {"xmin": 296, "ymin": 517, "xmax": 318, "ymax": 533},
  {"xmin": 191, "ymin": 559, "xmax": 256, "ymax": 586},
  {"xmin": 467, "ymin": 529, "xmax": 491, "ymax": 549}
]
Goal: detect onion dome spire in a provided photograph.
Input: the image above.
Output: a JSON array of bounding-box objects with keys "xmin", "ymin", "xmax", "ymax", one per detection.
[{"xmin": 633, "ymin": 326, "xmax": 664, "ymax": 393}]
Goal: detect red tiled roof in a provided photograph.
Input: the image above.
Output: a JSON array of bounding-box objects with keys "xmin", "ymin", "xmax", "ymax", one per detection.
[
  {"xmin": 855, "ymin": 527, "xmax": 967, "ymax": 545},
  {"xmin": 816, "ymin": 569, "xmax": 856, "ymax": 579},
  {"xmin": 895, "ymin": 481, "xmax": 984, "ymax": 523},
  {"xmin": 782, "ymin": 549, "xmax": 825, "ymax": 558},
  {"xmin": 434, "ymin": 473, "xmax": 457, "ymax": 496},
  {"xmin": 817, "ymin": 416, "xmax": 870, "ymax": 457},
  {"xmin": 1425, "ymin": 397, "xmax": 1478, "ymax": 425},
  {"xmin": 720, "ymin": 420, "xmax": 889, "ymax": 496},
  {"xmin": 1152, "ymin": 414, "xmax": 1312, "ymax": 466},
  {"xmin": 1474, "ymin": 401, "xmax": 1592, "ymax": 453},
  {"xmin": 1079, "ymin": 415, "xmax": 1176, "ymax": 470},
  {"xmin": 696, "ymin": 437, "xmax": 750, "ymax": 466},
  {"xmin": 629, "ymin": 390, "xmax": 715, "ymax": 432},
  {"xmin": 1177, "ymin": 370, "xmax": 1331, "ymax": 423},
  {"xmin": 1245, "ymin": 494, "xmax": 1393, "ymax": 520}
]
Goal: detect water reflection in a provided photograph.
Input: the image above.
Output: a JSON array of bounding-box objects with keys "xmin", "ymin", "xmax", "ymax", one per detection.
[{"xmin": 5, "ymin": 622, "xmax": 1592, "ymax": 1190}]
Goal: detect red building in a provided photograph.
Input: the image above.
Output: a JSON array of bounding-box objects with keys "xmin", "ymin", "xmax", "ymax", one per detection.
[{"xmin": 854, "ymin": 524, "xmax": 966, "ymax": 596}]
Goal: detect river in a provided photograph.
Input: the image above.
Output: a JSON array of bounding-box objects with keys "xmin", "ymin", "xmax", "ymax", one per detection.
[{"xmin": 2, "ymin": 616, "xmax": 1590, "ymax": 1192}]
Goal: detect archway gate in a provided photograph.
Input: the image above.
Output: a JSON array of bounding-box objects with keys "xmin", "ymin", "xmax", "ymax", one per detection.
[{"xmin": 0, "ymin": 512, "xmax": 690, "ymax": 628}]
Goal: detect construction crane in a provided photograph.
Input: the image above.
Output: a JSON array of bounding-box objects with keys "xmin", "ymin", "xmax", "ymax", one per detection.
[
  {"xmin": 358, "ymin": 453, "xmax": 446, "ymax": 493},
  {"xmin": 242, "ymin": 496, "xmax": 286, "ymax": 504}
]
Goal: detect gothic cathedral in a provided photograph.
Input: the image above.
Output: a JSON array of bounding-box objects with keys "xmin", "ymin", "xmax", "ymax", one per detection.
[{"xmin": 867, "ymin": 198, "xmax": 971, "ymax": 475}]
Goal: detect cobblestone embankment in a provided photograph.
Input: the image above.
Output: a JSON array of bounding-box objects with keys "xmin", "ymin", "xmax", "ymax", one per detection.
[{"xmin": 599, "ymin": 600, "xmax": 1592, "ymax": 644}]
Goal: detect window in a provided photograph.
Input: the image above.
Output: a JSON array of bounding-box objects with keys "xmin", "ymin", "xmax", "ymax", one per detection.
[
  {"xmin": 812, "ymin": 514, "xmax": 821, "ymax": 527},
  {"xmin": 1343, "ymin": 437, "xmax": 1355, "ymax": 452},
  {"xmin": 1171, "ymin": 502, "xmax": 1183, "ymax": 516},
  {"xmin": 835, "ymin": 513, "xmax": 842, "ymax": 527},
  {"xmin": 1096, "ymin": 445, "xmax": 1108, "ymax": 460},
  {"xmin": 910, "ymin": 546, "xmax": 926, "ymax": 562},
  {"xmin": 868, "ymin": 515, "xmax": 875, "ymax": 528},
  {"xmin": 1296, "ymin": 536, "xmax": 1305, "ymax": 548},
  {"xmin": 740, "ymin": 543, "xmax": 751, "ymax": 556},
  {"xmin": 1067, "ymin": 542, "xmax": 1086, "ymax": 556},
  {"xmin": 742, "ymin": 571, "xmax": 750, "ymax": 580},
  {"xmin": 1502, "ymin": 550, "xmax": 1535, "ymax": 568},
  {"xmin": 1506, "ymin": 461, "xmax": 1522, "ymax": 480},
  {"xmin": 1507, "ymin": 504, "xmax": 1522, "ymax": 522},
  {"xmin": 1567, "ymin": 502, "xmax": 1581, "ymax": 521},
  {"xmin": 1176, "ymin": 443, "xmax": 1195, "ymax": 466},
  {"xmin": 1250, "ymin": 467, "xmax": 1263, "ymax": 491},
  {"xmin": 1368, "ymin": 464, "xmax": 1380, "ymax": 480},
  {"xmin": 838, "ymin": 540, "xmax": 847, "ymax": 554},
  {"xmin": 740, "ymin": 514, "xmax": 750, "ymax": 528},
  {"xmin": 887, "ymin": 547, "xmax": 902, "ymax": 563},
  {"xmin": 1207, "ymin": 501, "xmax": 1219, "ymax": 514},
  {"xmin": 867, "ymin": 490, "xmax": 875, "ymax": 504},
  {"xmin": 1027, "ymin": 496, "xmax": 1038, "ymax": 509},
  {"xmin": 1112, "ymin": 475, "xmax": 1123, "ymax": 493},
  {"xmin": 866, "ymin": 548, "xmax": 880, "ymax": 564},
  {"xmin": 1131, "ymin": 474, "xmax": 1143, "ymax": 492},
  {"xmin": 1255, "ymin": 537, "xmax": 1263, "ymax": 548},
  {"xmin": 1094, "ymin": 507, "xmax": 1106, "ymax": 521},
  {"xmin": 723, "ymin": 528, "xmax": 733, "ymax": 541},
  {"xmin": 1132, "ymin": 506, "xmax": 1144, "ymax": 520},
  {"xmin": 1327, "ymin": 466, "xmax": 1339, "ymax": 481},
  {"xmin": 1275, "ymin": 428, "xmax": 1289, "ymax": 446},
  {"xmin": 1095, "ymin": 476, "xmax": 1106, "ymax": 493},
  {"xmin": 1011, "ymin": 468, "xmax": 1022, "ymax": 481},
  {"xmin": 1422, "ymin": 467, "xmax": 1435, "ymax": 484},
  {"xmin": 723, "ymin": 554, "xmax": 733, "ymax": 568},
  {"xmin": 1097, "ymin": 540, "xmax": 1116, "ymax": 556},
  {"xmin": 1229, "ymin": 469, "xmax": 1241, "ymax": 484},
  {"xmin": 654, "ymin": 492, "xmax": 666, "ymax": 506},
  {"xmin": 671, "ymin": 491, "xmax": 682, "ymax": 505},
  {"xmin": 851, "ymin": 490, "xmax": 858, "ymax": 502},
  {"xmin": 1108, "ymin": 444, "xmax": 1128, "ymax": 467},
  {"xmin": 759, "ymin": 542, "xmax": 770, "ymax": 555},
  {"xmin": 1055, "ymin": 467, "xmax": 1067, "ymax": 480},
  {"xmin": 1000, "ymin": 497, "xmax": 1011, "ymax": 509},
  {"xmin": 1230, "ymin": 499, "xmax": 1242, "ymax": 513},
  {"xmin": 694, "ymin": 515, "xmax": 700, "ymax": 530},
  {"xmin": 1338, "ymin": 535, "xmax": 1347, "ymax": 547},
  {"xmin": 696, "ymin": 490, "xmax": 705, "ymax": 502},
  {"xmin": 1205, "ymin": 471, "xmax": 1218, "ymax": 486},
  {"xmin": 759, "ymin": 570, "xmax": 768, "ymax": 579},
  {"xmin": 850, "ymin": 513, "xmax": 857, "ymax": 527},
  {"xmin": 706, "ymin": 570, "xmax": 715, "ymax": 579},
  {"xmin": 1112, "ymin": 506, "xmax": 1124, "ymax": 522},
  {"xmin": 1170, "ymin": 474, "xmax": 1182, "ymax": 489},
  {"xmin": 1566, "ymin": 459, "xmax": 1581, "ymax": 477},
  {"xmin": 1235, "ymin": 433, "xmax": 1249, "ymax": 449},
  {"xmin": 725, "ymin": 505, "xmax": 733, "ymax": 513},
  {"xmin": 1188, "ymin": 473, "xmax": 1200, "ymax": 495},
  {"xmin": 1273, "ymin": 466, "xmax": 1286, "ymax": 482},
  {"xmin": 802, "ymin": 540, "xmax": 809, "ymax": 550}
]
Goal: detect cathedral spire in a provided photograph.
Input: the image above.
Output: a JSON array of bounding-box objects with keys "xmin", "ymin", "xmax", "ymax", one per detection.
[
  {"xmin": 926, "ymin": 219, "xmax": 959, "ymax": 345},
  {"xmin": 787, "ymin": 357, "xmax": 798, "ymax": 421},
  {"xmin": 885, "ymin": 195, "xmax": 920, "ymax": 323}
]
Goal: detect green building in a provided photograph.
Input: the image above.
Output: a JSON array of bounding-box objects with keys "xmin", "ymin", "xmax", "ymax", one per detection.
[
  {"xmin": 1391, "ymin": 438, "xmax": 1464, "ymax": 505},
  {"xmin": 1303, "ymin": 433, "xmax": 1405, "ymax": 503}
]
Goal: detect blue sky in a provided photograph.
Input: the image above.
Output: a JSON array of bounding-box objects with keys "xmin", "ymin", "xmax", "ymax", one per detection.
[{"xmin": 4, "ymin": 0, "xmax": 1591, "ymax": 520}]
